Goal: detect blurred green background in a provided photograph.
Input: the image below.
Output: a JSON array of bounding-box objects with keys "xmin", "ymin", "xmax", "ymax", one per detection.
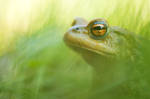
[{"xmin": 0, "ymin": 0, "xmax": 150, "ymax": 99}]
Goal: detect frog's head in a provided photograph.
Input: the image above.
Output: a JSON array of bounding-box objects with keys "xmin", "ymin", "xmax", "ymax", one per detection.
[{"xmin": 64, "ymin": 17, "xmax": 136, "ymax": 66}]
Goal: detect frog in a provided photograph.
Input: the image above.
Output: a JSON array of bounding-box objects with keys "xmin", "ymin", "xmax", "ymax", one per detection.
[{"xmin": 64, "ymin": 17, "xmax": 149, "ymax": 99}]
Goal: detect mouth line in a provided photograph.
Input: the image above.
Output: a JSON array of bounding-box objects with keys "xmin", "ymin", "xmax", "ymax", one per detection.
[{"xmin": 65, "ymin": 41, "xmax": 115, "ymax": 57}]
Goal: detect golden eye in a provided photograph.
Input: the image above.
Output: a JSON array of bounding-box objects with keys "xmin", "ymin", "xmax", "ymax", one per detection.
[
  {"xmin": 91, "ymin": 24, "xmax": 107, "ymax": 36},
  {"xmin": 88, "ymin": 20, "xmax": 109, "ymax": 39}
]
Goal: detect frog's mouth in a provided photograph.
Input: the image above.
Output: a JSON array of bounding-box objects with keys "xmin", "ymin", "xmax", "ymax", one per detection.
[{"xmin": 64, "ymin": 32, "xmax": 116, "ymax": 57}]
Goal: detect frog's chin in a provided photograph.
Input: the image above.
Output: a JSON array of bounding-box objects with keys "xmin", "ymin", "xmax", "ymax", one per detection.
[{"xmin": 65, "ymin": 43, "xmax": 115, "ymax": 67}]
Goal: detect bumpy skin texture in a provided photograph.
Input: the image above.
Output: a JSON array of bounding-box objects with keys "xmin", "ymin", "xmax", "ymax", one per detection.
[{"xmin": 64, "ymin": 18, "xmax": 150, "ymax": 99}]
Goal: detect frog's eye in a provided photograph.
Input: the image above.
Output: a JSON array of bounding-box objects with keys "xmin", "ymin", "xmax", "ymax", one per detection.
[
  {"xmin": 92, "ymin": 24, "xmax": 107, "ymax": 36},
  {"xmin": 89, "ymin": 21, "xmax": 108, "ymax": 39}
]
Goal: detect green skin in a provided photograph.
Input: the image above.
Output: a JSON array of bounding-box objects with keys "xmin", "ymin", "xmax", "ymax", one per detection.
[{"xmin": 64, "ymin": 17, "xmax": 147, "ymax": 98}]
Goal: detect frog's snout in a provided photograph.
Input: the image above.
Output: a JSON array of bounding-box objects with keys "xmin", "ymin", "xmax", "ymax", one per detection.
[
  {"xmin": 68, "ymin": 25, "xmax": 88, "ymax": 34},
  {"xmin": 64, "ymin": 25, "xmax": 88, "ymax": 45}
]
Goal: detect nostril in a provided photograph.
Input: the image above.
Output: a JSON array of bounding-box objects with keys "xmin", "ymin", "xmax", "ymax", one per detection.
[
  {"xmin": 72, "ymin": 27, "xmax": 80, "ymax": 33},
  {"xmin": 76, "ymin": 27, "xmax": 79, "ymax": 30}
]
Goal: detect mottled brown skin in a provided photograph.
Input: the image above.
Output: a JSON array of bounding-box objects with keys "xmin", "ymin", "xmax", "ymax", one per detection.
[{"xmin": 64, "ymin": 17, "xmax": 143, "ymax": 98}]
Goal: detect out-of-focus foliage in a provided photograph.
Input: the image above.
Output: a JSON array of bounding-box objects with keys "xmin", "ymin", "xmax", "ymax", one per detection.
[{"xmin": 0, "ymin": 0, "xmax": 150, "ymax": 99}]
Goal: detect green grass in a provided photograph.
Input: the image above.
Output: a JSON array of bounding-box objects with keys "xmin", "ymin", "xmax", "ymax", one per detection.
[{"xmin": 0, "ymin": 0, "xmax": 150, "ymax": 99}]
